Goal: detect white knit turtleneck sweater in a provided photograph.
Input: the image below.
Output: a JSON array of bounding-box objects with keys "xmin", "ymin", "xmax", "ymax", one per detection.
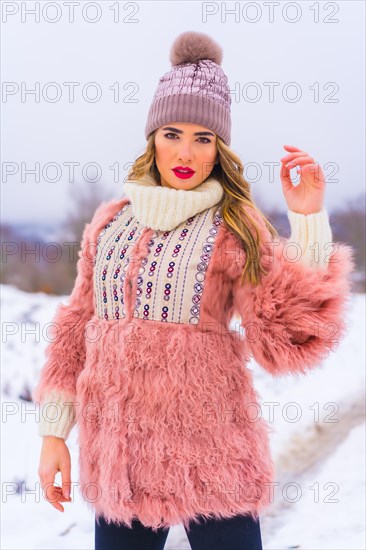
[
  {"xmin": 124, "ymin": 173, "xmax": 333, "ymax": 270},
  {"xmin": 123, "ymin": 173, "xmax": 224, "ymax": 231}
]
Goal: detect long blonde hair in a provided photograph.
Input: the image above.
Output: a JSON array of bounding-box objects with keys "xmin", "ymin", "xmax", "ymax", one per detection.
[{"xmin": 127, "ymin": 132, "xmax": 279, "ymax": 285}]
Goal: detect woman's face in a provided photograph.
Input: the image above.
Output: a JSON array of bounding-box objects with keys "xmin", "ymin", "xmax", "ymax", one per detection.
[{"xmin": 154, "ymin": 122, "xmax": 218, "ymax": 189}]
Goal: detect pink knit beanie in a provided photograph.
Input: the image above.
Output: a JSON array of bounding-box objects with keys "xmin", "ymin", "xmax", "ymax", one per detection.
[{"xmin": 144, "ymin": 31, "xmax": 232, "ymax": 146}]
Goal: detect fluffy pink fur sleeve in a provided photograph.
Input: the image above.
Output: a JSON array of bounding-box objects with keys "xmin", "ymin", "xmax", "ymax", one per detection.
[
  {"xmin": 229, "ymin": 207, "xmax": 356, "ymax": 377},
  {"xmin": 31, "ymin": 210, "xmax": 97, "ymax": 439}
]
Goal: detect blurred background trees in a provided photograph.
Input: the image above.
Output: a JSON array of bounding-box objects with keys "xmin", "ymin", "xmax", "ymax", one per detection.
[{"xmin": 1, "ymin": 183, "xmax": 114, "ymax": 295}]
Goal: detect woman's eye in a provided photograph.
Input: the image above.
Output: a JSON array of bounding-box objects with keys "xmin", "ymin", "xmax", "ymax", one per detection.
[{"xmin": 164, "ymin": 133, "xmax": 211, "ymax": 144}]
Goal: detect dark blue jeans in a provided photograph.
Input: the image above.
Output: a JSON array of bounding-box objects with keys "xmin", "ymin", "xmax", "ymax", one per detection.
[{"xmin": 95, "ymin": 512, "xmax": 263, "ymax": 549}]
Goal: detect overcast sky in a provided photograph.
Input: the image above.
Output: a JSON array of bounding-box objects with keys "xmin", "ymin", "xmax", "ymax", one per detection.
[{"xmin": 2, "ymin": 0, "xmax": 365, "ymax": 225}]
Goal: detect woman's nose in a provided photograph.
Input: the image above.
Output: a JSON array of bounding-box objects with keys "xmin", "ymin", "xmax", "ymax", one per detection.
[{"xmin": 178, "ymin": 145, "xmax": 192, "ymax": 163}]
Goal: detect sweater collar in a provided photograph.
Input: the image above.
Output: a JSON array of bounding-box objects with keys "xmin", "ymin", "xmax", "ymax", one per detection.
[{"xmin": 123, "ymin": 172, "xmax": 224, "ymax": 231}]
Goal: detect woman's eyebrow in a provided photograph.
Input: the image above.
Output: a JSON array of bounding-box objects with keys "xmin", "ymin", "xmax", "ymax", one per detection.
[{"xmin": 161, "ymin": 126, "xmax": 215, "ymax": 137}]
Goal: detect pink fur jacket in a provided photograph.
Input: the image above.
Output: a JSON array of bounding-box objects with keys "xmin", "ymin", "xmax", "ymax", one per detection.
[{"xmin": 32, "ymin": 173, "xmax": 355, "ymax": 531}]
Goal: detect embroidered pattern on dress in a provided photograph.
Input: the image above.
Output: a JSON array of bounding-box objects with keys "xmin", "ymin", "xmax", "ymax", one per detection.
[
  {"xmin": 133, "ymin": 206, "xmax": 223, "ymax": 324},
  {"xmin": 93, "ymin": 202, "xmax": 144, "ymax": 320},
  {"xmin": 93, "ymin": 203, "xmax": 223, "ymax": 323}
]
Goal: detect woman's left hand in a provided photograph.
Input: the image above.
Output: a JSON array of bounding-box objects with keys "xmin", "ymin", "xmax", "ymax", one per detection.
[{"xmin": 280, "ymin": 145, "xmax": 325, "ymax": 215}]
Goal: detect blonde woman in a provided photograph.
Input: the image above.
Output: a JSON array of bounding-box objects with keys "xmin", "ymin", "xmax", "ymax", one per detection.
[{"xmin": 33, "ymin": 32, "xmax": 354, "ymax": 550}]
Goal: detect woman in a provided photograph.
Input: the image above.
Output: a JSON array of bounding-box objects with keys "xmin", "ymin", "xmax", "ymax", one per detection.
[{"xmin": 33, "ymin": 32, "xmax": 355, "ymax": 550}]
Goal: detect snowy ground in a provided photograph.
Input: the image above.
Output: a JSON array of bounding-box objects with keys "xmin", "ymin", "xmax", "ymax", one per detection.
[{"xmin": 1, "ymin": 284, "xmax": 365, "ymax": 549}]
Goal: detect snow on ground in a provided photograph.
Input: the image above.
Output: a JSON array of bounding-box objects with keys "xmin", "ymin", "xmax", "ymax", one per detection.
[{"xmin": 1, "ymin": 284, "xmax": 365, "ymax": 549}]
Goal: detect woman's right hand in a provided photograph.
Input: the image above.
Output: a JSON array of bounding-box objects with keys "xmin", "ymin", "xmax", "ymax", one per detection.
[{"xmin": 38, "ymin": 436, "xmax": 72, "ymax": 512}]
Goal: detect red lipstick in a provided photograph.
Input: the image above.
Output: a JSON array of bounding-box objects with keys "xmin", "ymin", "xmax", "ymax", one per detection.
[{"xmin": 172, "ymin": 166, "xmax": 195, "ymax": 180}]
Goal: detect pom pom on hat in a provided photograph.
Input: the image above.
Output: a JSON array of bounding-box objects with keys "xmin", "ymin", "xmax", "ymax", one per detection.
[
  {"xmin": 170, "ymin": 31, "xmax": 223, "ymax": 66},
  {"xmin": 145, "ymin": 31, "xmax": 231, "ymax": 145}
]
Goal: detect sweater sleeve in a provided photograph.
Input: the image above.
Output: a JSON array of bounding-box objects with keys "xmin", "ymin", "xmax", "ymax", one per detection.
[
  {"xmin": 287, "ymin": 208, "xmax": 333, "ymax": 270},
  {"xmin": 230, "ymin": 207, "xmax": 355, "ymax": 377},
  {"xmin": 32, "ymin": 213, "xmax": 97, "ymax": 441}
]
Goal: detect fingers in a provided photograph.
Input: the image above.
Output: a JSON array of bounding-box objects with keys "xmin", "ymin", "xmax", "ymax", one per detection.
[
  {"xmin": 47, "ymin": 485, "xmax": 71, "ymax": 512},
  {"xmin": 279, "ymin": 162, "xmax": 294, "ymax": 192},
  {"xmin": 60, "ymin": 459, "xmax": 72, "ymax": 500},
  {"xmin": 282, "ymin": 144, "xmax": 305, "ymax": 155},
  {"xmin": 281, "ymin": 154, "xmax": 314, "ymax": 166},
  {"xmin": 38, "ymin": 469, "xmax": 72, "ymax": 513},
  {"xmin": 284, "ymin": 157, "xmax": 316, "ymax": 169},
  {"xmin": 281, "ymin": 146, "xmax": 320, "ymax": 176},
  {"xmin": 39, "ymin": 471, "xmax": 65, "ymax": 512}
]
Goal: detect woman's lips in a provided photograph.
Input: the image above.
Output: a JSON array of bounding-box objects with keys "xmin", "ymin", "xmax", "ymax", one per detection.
[{"xmin": 172, "ymin": 168, "xmax": 195, "ymax": 180}]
